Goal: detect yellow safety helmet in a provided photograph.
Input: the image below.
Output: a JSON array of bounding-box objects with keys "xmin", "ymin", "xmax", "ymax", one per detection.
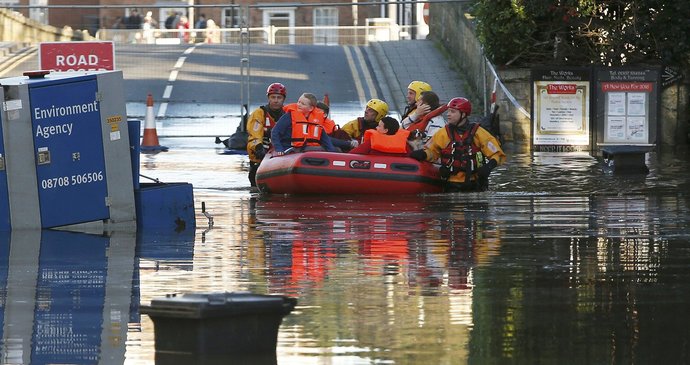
[
  {"xmin": 366, "ymin": 98, "xmax": 389, "ymax": 122},
  {"xmin": 407, "ymin": 81, "xmax": 432, "ymax": 101}
]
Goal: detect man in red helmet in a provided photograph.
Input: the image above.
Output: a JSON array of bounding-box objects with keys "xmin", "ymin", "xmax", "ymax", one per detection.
[
  {"xmin": 410, "ymin": 97, "xmax": 505, "ymax": 192},
  {"xmin": 246, "ymin": 82, "xmax": 287, "ymax": 187}
]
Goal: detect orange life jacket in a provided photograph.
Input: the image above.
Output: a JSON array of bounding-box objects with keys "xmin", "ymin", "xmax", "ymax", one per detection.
[
  {"xmin": 290, "ymin": 108, "xmax": 326, "ymax": 148},
  {"xmin": 353, "ymin": 117, "xmax": 378, "ymax": 143},
  {"xmin": 286, "ymin": 103, "xmax": 336, "ymax": 134},
  {"xmin": 363, "ymin": 129, "xmax": 411, "ymax": 154},
  {"xmin": 283, "ymin": 103, "xmax": 299, "ymax": 113},
  {"xmin": 322, "ymin": 117, "xmax": 337, "ymax": 134},
  {"xmin": 406, "ymin": 104, "xmax": 448, "ymax": 133}
]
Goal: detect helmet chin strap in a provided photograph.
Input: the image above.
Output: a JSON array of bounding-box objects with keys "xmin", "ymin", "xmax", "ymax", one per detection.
[{"xmin": 452, "ymin": 115, "xmax": 469, "ymax": 129}]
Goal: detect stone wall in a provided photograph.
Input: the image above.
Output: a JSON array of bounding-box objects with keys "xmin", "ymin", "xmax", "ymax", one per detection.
[
  {"xmin": 660, "ymin": 82, "xmax": 689, "ymax": 147},
  {"xmin": 429, "ymin": 3, "xmax": 688, "ymax": 147},
  {"xmin": 0, "ymin": 8, "xmax": 93, "ymax": 44}
]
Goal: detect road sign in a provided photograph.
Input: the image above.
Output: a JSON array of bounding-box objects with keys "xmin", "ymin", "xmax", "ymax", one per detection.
[
  {"xmin": 423, "ymin": 3, "xmax": 430, "ymax": 25},
  {"xmin": 39, "ymin": 42, "xmax": 115, "ymax": 72}
]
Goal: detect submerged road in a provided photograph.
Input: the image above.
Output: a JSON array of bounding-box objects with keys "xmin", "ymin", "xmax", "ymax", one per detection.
[
  {"xmin": 1, "ymin": 40, "xmax": 690, "ymax": 364},
  {"xmin": 0, "ymin": 40, "xmax": 469, "ymax": 139},
  {"xmin": 0, "ymin": 43, "xmax": 386, "ymax": 119}
]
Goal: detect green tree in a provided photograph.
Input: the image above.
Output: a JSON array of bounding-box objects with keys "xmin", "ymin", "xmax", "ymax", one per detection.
[{"xmin": 472, "ymin": 0, "xmax": 690, "ymax": 68}]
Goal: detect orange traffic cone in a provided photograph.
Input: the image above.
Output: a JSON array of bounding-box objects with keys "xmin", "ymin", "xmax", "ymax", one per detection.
[
  {"xmin": 323, "ymin": 93, "xmax": 330, "ymax": 106},
  {"xmin": 141, "ymin": 93, "xmax": 168, "ymax": 152}
]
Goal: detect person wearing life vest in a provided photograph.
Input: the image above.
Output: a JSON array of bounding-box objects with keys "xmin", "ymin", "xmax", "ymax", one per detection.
[
  {"xmin": 410, "ymin": 97, "xmax": 505, "ymax": 192},
  {"xmin": 341, "ymin": 99, "xmax": 389, "ymax": 145},
  {"xmin": 246, "ymin": 82, "xmax": 287, "ymax": 186},
  {"xmin": 271, "ymin": 93, "xmax": 336, "ymax": 154},
  {"xmin": 349, "ymin": 116, "xmax": 411, "ymax": 156},
  {"xmin": 401, "ymin": 81, "xmax": 432, "ymax": 120},
  {"xmin": 402, "ymin": 90, "xmax": 448, "ymax": 150}
]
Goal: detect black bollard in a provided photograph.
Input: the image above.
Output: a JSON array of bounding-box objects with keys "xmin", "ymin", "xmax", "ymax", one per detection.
[{"xmin": 600, "ymin": 145, "xmax": 654, "ymax": 174}]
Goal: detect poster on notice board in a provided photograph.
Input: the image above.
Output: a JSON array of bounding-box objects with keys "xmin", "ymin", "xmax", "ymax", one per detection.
[{"xmin": 531, "ymin": 67, "xmax": 591, "ymax": 152}]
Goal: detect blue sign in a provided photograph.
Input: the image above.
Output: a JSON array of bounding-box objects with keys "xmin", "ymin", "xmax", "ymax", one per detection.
[{"xmin": 29, "ymin": 76, "xmax": 109, "ymax": 228}]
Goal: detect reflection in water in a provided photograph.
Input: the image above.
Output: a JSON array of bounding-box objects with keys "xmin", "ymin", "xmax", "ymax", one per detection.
[
  {"xmin": 494, "ymin": 149, "xmax": 690, "ymax": 196},
  {"xmin": 1, "ymin": 149, "xmax": 689, "ymax": 363},
  {"xmin": 469, "ymin": 194, "xmax": 690, "ymax": 364},
  {"xmin": 123, "ymin": 140, "xmax": 690, "ymax": 364},
  {"xmin": 252, "ymin": 196, "xmax": 491, "ymax": 364},
  {"xmin": 0, "ymin": 229, "xmax": 137, "ymax": 364},
  {"xmin": 0, "ymin": 228, "xmax": 197, "ymax": 364},
  {"xmin": 246, "ymin": 193, "xmax": 690, "ymax": 364}
]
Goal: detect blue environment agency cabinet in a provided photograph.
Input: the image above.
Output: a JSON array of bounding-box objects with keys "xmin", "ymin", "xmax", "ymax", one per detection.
[
  {"xmin": 0, "ymin": 70, "xmax": 136, "ymax": 230},
  {"xmin": 29, "ymin": 77, "xmax": 109, "ymax": 227},
  {"xmin": 1, "ymin": 70, "xmax": 193, "ymax": 231}
]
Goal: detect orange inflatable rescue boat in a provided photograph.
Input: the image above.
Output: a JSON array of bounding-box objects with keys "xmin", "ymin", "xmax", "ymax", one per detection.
[{"xmin": 255, "ymin": 150, "xmax": 443, "ymax": 195}]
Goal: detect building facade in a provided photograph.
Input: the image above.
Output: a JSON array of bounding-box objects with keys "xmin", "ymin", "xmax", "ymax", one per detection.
[{"xmin": 11, "ymin": 0, "xmax": 426, "ymax": 39}]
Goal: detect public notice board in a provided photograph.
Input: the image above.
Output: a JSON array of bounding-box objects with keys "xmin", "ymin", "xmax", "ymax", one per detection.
[
  {"xmin": 595, "ymin": 68, "xmax": 658, "ymax": 145},
  {"xmin": 531, "ymin": 67, "xmax": 591, "ymax": 152}
]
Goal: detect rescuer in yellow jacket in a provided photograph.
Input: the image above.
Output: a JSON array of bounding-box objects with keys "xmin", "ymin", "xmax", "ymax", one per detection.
[
  {"xmin": 341, "ymin": 99, "xmax": 389, "ymax": 145},
  {"xmin": 410, "ymin": 97, "xmax": 506, "ymax": 192},
  {"xmin": 401, "ymin": 80, "xmax": 432, "ymax": 120},
  {"xmin": 246, "ymin": 82, "xmax": 287, "ymax": 186}
]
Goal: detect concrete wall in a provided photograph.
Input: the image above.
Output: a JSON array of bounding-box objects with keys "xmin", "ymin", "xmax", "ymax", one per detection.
[{"xmin": 430, "ymin": 4, "xmax": 689, "ymax": 147}]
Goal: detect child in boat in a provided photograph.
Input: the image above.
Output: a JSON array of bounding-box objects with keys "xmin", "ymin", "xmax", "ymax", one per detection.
[
  {"xmin": 271, "ymin": 93, "xmax": 336, "ymax": 154},
  {"xmin": 349, "ymin": 117, "xmax": 411, "ymax": 156},
  {"xmin": 402, "ymin": 90, "xmax": 448, "ymax": 151}
]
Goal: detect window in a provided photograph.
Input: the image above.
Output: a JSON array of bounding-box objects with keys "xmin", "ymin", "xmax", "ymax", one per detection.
[
  {"xmin": 313, "ymin": 8, "xmax": 338, "ymax": 45},
  {"xmin": 262, "ymin": 8, "xmax": 295, "ymax": 44},
  {"xmin": 222, "ymin": 7, "xmax": 241, "ymax": 28},
  {"xmin": 29, "ymin": 0, "xmax": 48, "ymax": 24}
]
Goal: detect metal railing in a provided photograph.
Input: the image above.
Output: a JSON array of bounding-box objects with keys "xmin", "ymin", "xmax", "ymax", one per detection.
[{"xmin": 95, "ymin": 24, "xmax": 420, "ymax": 46}]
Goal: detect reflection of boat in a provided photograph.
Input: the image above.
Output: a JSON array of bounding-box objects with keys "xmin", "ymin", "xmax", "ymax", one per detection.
[{"xmin": 255, "ymin": 151, "xmax": 443, "ymax": 194}]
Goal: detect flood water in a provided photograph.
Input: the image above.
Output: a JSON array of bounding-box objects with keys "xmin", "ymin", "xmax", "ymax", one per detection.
[{"xmin": 2, "ymin": 134, "xmax": 689, "ymax": 364}]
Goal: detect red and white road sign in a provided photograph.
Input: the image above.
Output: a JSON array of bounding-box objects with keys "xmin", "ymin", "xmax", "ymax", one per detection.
[
  {"xmin": 39, "ymin": 41, "xmax": 115, "ymax": 72},
  {"xmin": 423, "ymin": 3, "xmax": 430, "ymax": 25}
]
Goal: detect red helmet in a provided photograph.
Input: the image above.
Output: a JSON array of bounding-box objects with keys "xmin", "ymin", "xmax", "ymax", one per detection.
[
  {"xmin": 447, "ymin": 97, "xmax": 471, "ymax": 114},
  {"xmin": 266, "ymin": 83, "xmax": 286, "ymax": 97}
]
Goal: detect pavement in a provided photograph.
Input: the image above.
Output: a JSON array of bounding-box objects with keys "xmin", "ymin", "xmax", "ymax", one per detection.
[
  {"xmin": 0, "ymin": 42, "xmax": 35, "ymax": 78},
  {"xmin": 0, "ymin": 42, "xmax": 23, "ymax": 57},
  {"xmin": 368, "ymin": 40, "xmax": 468, "ymax": 116}
]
